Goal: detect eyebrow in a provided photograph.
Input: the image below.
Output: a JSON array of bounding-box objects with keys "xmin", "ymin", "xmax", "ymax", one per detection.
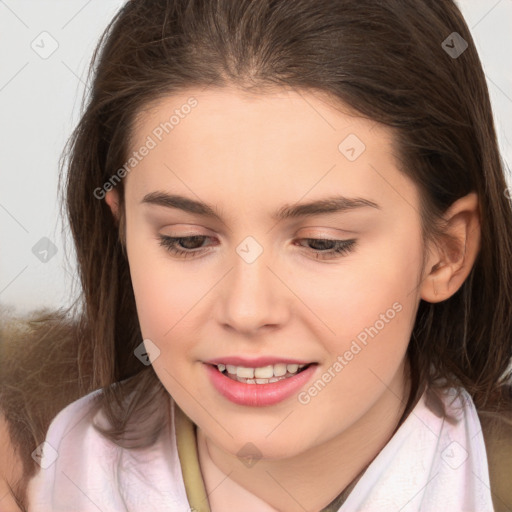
[{"xmin": 141, "ymin": 191, "xmax": 381, "ymax": 222}]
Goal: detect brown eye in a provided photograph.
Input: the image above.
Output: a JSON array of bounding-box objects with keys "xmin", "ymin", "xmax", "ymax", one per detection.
[
  {"xmin": 158, "ymin": 235, "xmax": 214, "ymax": 258},
  {"xmin": 295, "ymin": 238, "xmax": 356, "ymax": 260}
]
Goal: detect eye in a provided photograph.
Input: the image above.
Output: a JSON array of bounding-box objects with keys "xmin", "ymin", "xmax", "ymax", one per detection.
[
  {"xmin": 158, "ymin": 235, "xmax": 356, "ymax": 261},
  {"xmin": 295, "ymin": 238, "xmax": 356, "ymax": 260},
  {"xmin": 158, "ymin": 235, "xmax": 214, "ymax": 259}
]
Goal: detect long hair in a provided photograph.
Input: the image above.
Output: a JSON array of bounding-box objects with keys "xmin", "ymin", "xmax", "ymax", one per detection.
[{"xmin": 5, "ymin": 0, "xmax": 512, "ymax": 459}]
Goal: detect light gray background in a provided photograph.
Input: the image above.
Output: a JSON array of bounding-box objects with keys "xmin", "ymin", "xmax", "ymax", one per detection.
[{"xmin": 1, "ymin": 0, "xmax": 511, "ymax": 314}]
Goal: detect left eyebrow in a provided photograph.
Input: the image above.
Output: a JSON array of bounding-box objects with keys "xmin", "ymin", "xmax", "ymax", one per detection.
[
  {"xmin": 141, "ymin": 191, "xmax": 381, "ymax": 222},
  {"xmin": 272, "ymin": 195, "xmax": 381, "ymax": 221}
]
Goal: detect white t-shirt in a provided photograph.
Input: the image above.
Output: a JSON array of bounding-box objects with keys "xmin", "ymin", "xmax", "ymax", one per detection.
[{"xmin": 26, "ymin": 384, "xmax": 495, "ymax": 511}]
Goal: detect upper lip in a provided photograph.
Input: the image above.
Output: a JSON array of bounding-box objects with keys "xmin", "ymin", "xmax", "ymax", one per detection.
[{"xmin": 204, "ymin": 356, "xmax": 315, "ymax": 367}]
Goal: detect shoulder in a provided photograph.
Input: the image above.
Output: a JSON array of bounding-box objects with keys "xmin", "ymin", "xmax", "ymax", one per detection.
[
  {"xmin": 28, "ymin": 386, "xmax": 112, "ymax": 476},
  {"xmin": 26, "ymin": 385, "xmax": 190, "ymax": 511},
  {"xmin": 29, "ymin": 384, "xmax": 124, "ymax": 465},
  {"xmin": 37, "ymin": 386, "xmax": 104, "ymax": 458},
  {"xmin": 25, "ymin": 388, "xmax": 120, "ymax": 510}
]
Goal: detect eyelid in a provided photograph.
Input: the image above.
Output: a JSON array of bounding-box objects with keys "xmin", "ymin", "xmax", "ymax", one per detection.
[
  {"xmin": 158, "ymin": 225, "xmax": 215, "ymax": 237},
  {"xmin": 157, "ymin": 233, "xmax": 357, "ymax": 261},
  {"xmin": 298, "ymin": 225, "xmax": 361, "ymax": 236}
]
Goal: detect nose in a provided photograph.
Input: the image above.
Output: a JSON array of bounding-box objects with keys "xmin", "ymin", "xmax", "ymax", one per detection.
[{"xmin": 217, "ymin": 245, "xmax": 290, "ymax": 335}]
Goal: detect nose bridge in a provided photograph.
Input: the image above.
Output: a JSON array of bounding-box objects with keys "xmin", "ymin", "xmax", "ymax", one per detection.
[{"xmin": 218, "ymin": 235, "xmax": 286, "ymax": 333}]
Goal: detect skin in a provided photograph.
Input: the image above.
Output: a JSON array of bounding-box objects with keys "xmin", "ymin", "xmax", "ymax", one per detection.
[
  {"xmin": 106, "ymin": 86, "xmax": 480, "ymax": 512},
  {"xmin": 0, "ymin": 414, "xmax": 24, "ymax": 511}
]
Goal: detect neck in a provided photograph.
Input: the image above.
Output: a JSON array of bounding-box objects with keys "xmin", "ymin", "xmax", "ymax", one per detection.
[{"xmin": 197, "ymin": 358, "xmax": 416, "ymax": 512}]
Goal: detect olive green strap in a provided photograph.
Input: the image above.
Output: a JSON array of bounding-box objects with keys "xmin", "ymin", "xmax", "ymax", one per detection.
[
  {"xmin": 479, "ymin": 410, "xmax": 512, "ymax": 512},
  {"xmin": 174, "ymin": 402, "xmax": 212, "ymax": 512}
]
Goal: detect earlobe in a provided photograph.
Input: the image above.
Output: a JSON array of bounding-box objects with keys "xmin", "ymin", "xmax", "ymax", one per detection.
[
  {"xmin": 420, "ymin": 192, "xmax": 481, "ymax": 303},
  {"xmin": 105, "ymin": 189, "xmax": 120, "ymax": 221}
]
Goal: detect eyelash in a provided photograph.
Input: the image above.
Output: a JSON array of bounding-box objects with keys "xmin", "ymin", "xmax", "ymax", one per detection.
[{"xmin": 157, "ymin": 235, "xmax": 356, "ymax": 260}]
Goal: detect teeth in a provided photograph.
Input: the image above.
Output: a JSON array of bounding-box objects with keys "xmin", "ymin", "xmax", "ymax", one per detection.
[
  {"xmin": 237, "ymin": 367, "xmax": 254, "ymax": 378},
  {"xmin": 254, "ymin": 365, "xmax": 273, "ymax": 379},
  {"xmin": 273, "ymin": 363, "xmax": 287, "ymax": 377},
  {"xmin": 217, "ymin": 362, "xmax": 309, "ymax": 380}
]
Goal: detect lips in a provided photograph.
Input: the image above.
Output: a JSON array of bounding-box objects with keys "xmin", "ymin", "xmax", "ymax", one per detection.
[
  {"xmin": 204, "ymin": 361, "xmax": 318, "ymax": 406},
  {"xmin": 204, "ymin": 356, "xmax": 314, "ymax": 385}
]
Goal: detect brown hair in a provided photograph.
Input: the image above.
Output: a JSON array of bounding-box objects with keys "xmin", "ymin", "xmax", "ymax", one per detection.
[{"xmin": 3, "ymin": 0, "xmax": 512, "ymax": 481}]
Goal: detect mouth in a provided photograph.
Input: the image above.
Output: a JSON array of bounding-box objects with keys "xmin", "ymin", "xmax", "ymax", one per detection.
[
  {"xmin": 210, "ymin": 362, "xmax": 314, "ymax": 385},
  {"xmin": 205, "ymin": 360, "xmax": 319, "ymax": 406}
]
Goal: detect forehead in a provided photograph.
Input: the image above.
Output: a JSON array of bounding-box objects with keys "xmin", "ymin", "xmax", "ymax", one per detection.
[
  {"xmin": 130, "ymin": 85, "xmax": 389, "ymax": 155},
  {"xmin": 124, "ymin": 86, "xmax": 417, "ymax": 221}
]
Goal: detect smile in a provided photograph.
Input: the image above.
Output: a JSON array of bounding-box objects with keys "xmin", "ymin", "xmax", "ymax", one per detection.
[
  {"xmin": 216, "ymin": 363, "xmax": 309, "ymax": 384},
  {"xmin": 205, "ymin": 362, "xmax": 318, "ymax": 406}
]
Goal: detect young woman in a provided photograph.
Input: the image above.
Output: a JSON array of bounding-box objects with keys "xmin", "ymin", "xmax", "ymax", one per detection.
[{"xmin": 2, "ymin": 0, "xmax": 512, "ymax": 510}]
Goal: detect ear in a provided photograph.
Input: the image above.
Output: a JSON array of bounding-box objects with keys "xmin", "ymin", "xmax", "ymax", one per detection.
[
  {"xmin": 105, "ymin": 188, "xmax": 127, "ymax": 248},
  {"xmin": 105, "ymin": 189, "xmax": 120, "ymax": 222},
  {"xmin": 420, "ymin": 192, "xmax": 481, "ymax": 303}
]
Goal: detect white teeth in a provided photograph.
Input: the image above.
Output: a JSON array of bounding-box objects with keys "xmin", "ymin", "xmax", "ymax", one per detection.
[
  {"xmin": 254, "ymin": 365, "xmax": 274, "ymax": 379},
  {"xmin": 237, "ymin": 367, "xmax": 254, "ymax": 379},
  {"xmin": 217, "ymin": 362, "xmax": 310, "ymax": 379},
  {"xmin": 273, "ymin": 363, "xmax": 287, "ymax": 377}
]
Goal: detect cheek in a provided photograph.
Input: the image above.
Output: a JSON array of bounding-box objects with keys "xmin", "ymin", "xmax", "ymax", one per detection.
[
  {"xmin": 294, "ymin": 227, "xmax": 422, "ymax": 405},
  {"xmin": 291, "ymin": 225, "xmax": 422, "ymax": 341},
  {"xmin": 337, "ymin": 232, "xmax": 421, "ymax": 387},
  {"xmin": 125, "ymin": 224, "xmax": 194, "ymax": 343}
]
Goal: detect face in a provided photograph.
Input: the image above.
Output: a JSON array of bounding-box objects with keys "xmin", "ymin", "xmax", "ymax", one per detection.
[{"xmin": 118, "ymin": 86, "xmax": 426, "ymax": 460}]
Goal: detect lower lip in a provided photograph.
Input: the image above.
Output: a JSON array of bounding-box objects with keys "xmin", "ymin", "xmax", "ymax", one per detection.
[{"xmin": 205, "ymin": 363, "xmax": 317, "ymax": 406}]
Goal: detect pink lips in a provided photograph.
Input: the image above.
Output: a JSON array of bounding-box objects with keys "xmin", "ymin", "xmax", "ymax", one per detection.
[{"xmin": 205, "ymin": 362, "xmax": 317, "ymax": 407}]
